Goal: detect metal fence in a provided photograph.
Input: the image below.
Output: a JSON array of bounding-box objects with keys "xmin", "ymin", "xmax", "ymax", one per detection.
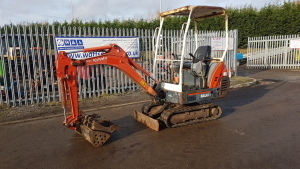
[
  {"xmin": 247, "ymin": 34, "xmax": 300, "ymax": 69},
  {"xmin": 0, "ymin": 25, "xmax": 237, "ymax": 106}
]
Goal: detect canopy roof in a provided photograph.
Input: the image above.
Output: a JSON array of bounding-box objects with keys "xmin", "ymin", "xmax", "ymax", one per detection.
[{"xmin": 160, "ymin": 6, "xmax": 226, "ymax": 20}]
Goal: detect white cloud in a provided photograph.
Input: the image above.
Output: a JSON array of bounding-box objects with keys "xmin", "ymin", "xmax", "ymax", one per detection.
[{"xmin": 0, "ymin": 0, "xmax": 286, "ymax": 26}]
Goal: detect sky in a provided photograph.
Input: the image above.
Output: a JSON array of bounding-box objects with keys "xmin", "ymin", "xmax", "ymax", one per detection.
[{"xmin": 0, "ymin": 0, "xmax": 286, "ymax": 26}]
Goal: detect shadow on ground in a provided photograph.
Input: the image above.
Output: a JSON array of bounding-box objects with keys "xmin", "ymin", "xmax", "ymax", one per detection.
[{"xmin": 215, "ymin": 79, "xmax": 283, "ymax": 118}]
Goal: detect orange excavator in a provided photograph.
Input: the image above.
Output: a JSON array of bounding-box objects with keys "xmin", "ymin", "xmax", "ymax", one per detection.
[{"xmin": 56, "ymin": 6, "xmax": 230, "ymax": 147}]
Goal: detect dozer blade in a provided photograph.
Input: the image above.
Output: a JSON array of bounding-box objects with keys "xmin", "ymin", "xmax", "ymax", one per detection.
[
  {"xmin": 77, "ymin": 114, "xmax": 120, "ymax": 147},
  {"xmin": 134, "ymin": 111, "xmax": 161, "ymax": 131}
]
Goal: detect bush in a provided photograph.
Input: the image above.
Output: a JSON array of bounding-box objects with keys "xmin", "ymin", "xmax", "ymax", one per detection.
[{"xmin": 1, "ymin": 2, "xmax": 299, "ymax": 48}]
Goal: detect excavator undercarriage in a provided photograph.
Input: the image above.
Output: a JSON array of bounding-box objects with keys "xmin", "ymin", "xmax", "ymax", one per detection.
[{"xmin": 135, "ymin": 100, "xmax": 223, "ymax": 131}]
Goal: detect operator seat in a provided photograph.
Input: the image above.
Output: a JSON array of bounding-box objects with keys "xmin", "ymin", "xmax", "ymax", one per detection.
[
  {"xmin": 193, "ymin": 45, "xmax": 211, "ymax": 63},
  {"xmin": 170, "ymin": 46, "xmax": 212, "ymax": 77},
  {"xmin": 190, "ymin": 46, "xmax": 212, "ymax": 77}
]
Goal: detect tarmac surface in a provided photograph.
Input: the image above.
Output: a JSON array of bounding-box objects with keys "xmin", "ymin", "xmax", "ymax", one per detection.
[{"xmin": 1, "ymin": 66, "xmax": 300, "ymax": 169}]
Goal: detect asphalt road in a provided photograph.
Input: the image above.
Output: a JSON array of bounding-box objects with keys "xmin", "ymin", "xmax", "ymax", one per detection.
[{"xmin": 1, "ymin": 67, "xmax": 300, "ymax": 169}]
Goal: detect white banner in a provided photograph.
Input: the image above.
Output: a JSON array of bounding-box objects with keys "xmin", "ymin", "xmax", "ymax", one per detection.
[
  {"xmin": 55, "ymin": 37, "xmax": 140, "ymax": 58},
  {"xmin": 211, "ymin": 37, "xmax": 234, "ymax": 51},
  {"xmin": 290, "ymin": 39, "xmax": 300, "ymax": 48}
]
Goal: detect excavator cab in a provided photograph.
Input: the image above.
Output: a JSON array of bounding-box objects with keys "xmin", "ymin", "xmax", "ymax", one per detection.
[
  {"xmin": 136, "ymin": 6, "xmax": 230, "ymax": 130},
  {"xmin": 151, "ymin": 6, "xmax": 230, "ymax": 105}
]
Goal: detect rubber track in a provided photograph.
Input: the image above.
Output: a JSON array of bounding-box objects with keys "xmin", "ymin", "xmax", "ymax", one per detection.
[{"xmin": 160, "ymin": 102, "xmax": 222, "ymax": 128}]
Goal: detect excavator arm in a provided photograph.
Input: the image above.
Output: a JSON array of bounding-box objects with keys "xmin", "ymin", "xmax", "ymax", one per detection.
[{"xmin": 56, "ymin": 44, "xmax": 159, "ymax": 146}]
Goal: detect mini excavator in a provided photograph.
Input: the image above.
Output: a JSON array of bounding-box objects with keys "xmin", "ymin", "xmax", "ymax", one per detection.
[{"xmin": 56, "ymin": 6, "xmax": 230, "ymax": 147}]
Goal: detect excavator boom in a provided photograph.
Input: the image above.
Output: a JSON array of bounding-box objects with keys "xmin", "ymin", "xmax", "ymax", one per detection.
[{"xmin": 56, "ymin": 44, "xmax": 160, "ymax": 146}]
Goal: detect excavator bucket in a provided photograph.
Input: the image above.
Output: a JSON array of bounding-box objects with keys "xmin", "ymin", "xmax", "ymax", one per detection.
[
  {"xmin": 76, "ymin": 114, "xmax": 120, "ymax": 147},
  {"xmin": 134, "ymin": 111, "xmax": 161, "ymax": 131},
  {"xmin": 78, "ymin": 125, "xmax": 112, "ymax": 147}
]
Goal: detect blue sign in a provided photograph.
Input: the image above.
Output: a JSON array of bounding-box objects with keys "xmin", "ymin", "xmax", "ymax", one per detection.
[
  {"xmin": 77, "ymin": 40, "xmax": 83, "ymax": 45},
  {"xmin": 64, "ymin": 40, "xmax": 71, "ymax": 46},
  {"xmin": 70, "ymin": 40, "xmax": 77, "ymax": 45}
]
